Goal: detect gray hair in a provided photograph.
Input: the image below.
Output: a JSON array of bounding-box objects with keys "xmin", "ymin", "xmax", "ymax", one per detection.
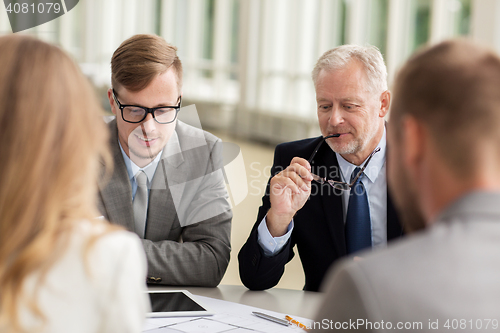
[{"xmin": 312, "ymin": 44, "xmax": 388, "ymax": 94}]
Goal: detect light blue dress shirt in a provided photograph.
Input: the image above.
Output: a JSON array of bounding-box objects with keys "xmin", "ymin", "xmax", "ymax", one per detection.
[
  {"xmin": 336, "ymin": 128, "xmax": 387, "ymax": 250},
  {"xmin": 257, "ymin": 128, "xmax": 388, "ymax": 256},
  {"xmin": 118, "ymin": 141, "xmax": 163, "ymax": 200}
]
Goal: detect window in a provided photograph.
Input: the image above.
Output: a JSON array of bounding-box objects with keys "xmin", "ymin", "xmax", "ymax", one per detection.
[
  {"xmin": 368, "ymin": 0, "xmax": 389, "ymax": 56},
  {"xmin": 412, "ymin": 0, "xmax": 432, "ymax": 52}
]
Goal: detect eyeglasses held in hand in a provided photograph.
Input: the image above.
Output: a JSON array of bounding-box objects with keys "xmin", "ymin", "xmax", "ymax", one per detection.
[{"xmin": 308, "ymin": 134, "xmax": 381, "ymax": 191}]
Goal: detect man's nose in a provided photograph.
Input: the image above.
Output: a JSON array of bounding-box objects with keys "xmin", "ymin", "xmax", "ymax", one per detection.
[
  {"xmin": 329, "ymin": 107, "xmax": 344, "ymax": 127},
  {"xmin": 139, "ymin": 113, "xmax": 156, "ymax": 134}
]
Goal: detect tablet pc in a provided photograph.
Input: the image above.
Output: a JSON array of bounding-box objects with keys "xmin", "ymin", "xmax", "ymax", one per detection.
[{"xmin": 146, "ymin": 290, "xmax": 214, "ymax": 317}]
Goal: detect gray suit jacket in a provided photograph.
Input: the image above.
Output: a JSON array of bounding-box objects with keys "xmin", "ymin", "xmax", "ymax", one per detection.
[
  {"xmin": 98, "ymin": 119, "xmax": 232, "ymax": 287},
  {"xmin": 312, "ymin": 191, "xmax": 500, "ymax": 332}
]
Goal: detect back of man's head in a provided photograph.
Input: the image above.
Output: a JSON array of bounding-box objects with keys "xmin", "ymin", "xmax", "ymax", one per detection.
[
  {"xmin": 312, "ymin": 44, "xmax": 388, "ymax": 94},
  {"xmin": 391, "ymin": 39, "xmax": 500, "ymax": 179},
  {"xmin": 111, "ymin": 34, "xmax": 183, "ymax": 93}
]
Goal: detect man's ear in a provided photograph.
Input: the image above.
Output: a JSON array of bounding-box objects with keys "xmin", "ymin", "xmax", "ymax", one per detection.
[
  {"xmin": 107, "ymin": 88, "xmax": 117, "ymax": 116},
  {"xmin": 401, "ymin": 115, "xmax": 426, "ymax": 175},
  {"xmin": 379, "ymin": 90, "xmax": 391, "ymax": 118}
]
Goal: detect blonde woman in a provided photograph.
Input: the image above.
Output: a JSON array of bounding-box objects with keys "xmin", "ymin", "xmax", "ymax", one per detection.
[{"xmin": 0, "ymin": 35, "xmax": 148, "ymax": 332}]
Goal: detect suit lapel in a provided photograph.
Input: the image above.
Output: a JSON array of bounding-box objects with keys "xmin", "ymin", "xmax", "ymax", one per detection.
[
  {"xmin": 384, "ymin": 131, "xmax": 403, "ymax": 240},
  {"xmin": 313, "ymin": 143, "xmax": 347, "ymax": 256},
  {"xmin": 146, "ymin": 130, "xmax": 187, "ymax": 239},
  {"xmin": 387, "ymin": 188, "xmax": 403, "ymax": 239},
  {"xmin": 99, "ymin": 119, "xmax": 135, "ymax": 231},
  {"xmin": 313, "ymin": 136, "xmax": 402, "ymax": 254}
]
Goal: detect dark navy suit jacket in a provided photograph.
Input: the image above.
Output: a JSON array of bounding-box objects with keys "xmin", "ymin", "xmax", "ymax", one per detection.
[{"xmin": 238, "ymin": 136, "xmax": 403, "ymax": 291}]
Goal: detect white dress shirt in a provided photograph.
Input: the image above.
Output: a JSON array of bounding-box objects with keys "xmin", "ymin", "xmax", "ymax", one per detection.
[
  {"xmin": 119, "ymin": 141, "xmax": 163, "ymax": 200},
  {"xmin": 258, "ymin": 128, "xmax": 388, "ymax": 256}
]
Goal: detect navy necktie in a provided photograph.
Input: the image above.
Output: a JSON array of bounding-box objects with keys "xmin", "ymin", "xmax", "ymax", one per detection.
[{"xmin": 345, "ymin": 167, "xmax": 372, "ymax": 254}]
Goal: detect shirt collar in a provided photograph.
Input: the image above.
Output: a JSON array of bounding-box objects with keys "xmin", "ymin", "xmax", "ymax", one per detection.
[
  {"xmin": 118, "ymin": 141, "xmax": 163, "ymax": 184},
  {"xmin": 336, "ymin": 127, "xmax": 387, "ymax": 184}
]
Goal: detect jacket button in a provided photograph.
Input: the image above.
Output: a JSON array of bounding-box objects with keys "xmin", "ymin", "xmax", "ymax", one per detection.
[{"xmin": 147, "ymin": 277, "xmax": 162, "ymax": 283}]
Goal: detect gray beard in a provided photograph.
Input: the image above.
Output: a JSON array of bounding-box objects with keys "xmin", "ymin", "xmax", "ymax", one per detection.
[{"xmin": 329, "ymin": 123, "xmax": 380, "ymax": 157}]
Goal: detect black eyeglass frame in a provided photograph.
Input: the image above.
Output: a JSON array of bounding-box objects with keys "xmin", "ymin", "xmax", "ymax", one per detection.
[
  {"xmin": 112, "ymin": 89, "xmax": 182, "ymax": 124},
  {"xmin": 308, "ymin": 134, "xmax": 381, "ymax": 191}
]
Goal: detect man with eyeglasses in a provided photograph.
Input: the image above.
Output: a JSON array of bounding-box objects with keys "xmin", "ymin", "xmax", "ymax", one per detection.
[
  {"xmin": 97, "ymin": 34, "xmax": 232, "ymax": 287},
  {"xmin": 239, "ymin": 45, "xmax": 403, "ymax": 292}
]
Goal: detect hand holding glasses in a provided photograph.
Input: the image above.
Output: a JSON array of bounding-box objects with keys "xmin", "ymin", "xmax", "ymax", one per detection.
[{"xmin": 308, "ymin": 134, "xmax": 381, "ymax": 191}]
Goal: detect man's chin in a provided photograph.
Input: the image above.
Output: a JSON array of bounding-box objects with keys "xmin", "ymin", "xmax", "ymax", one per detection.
[
  {"xmin": 326, "ymin": 141, "xmax": 358, "ymax": 155},
  {"xmin": 129, "ymin": 146, "xmax": 161, "ymax": 164}
]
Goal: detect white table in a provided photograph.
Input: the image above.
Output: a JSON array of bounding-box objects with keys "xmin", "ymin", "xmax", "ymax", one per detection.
[{"xmin": 148, "ymin": 284, "xmax": 324, "ymax": 319}]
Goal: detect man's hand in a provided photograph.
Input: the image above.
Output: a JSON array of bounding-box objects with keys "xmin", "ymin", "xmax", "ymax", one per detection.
[{"xmin": 267, "ymin": 157, "xmax": 313, "ymax": 237}]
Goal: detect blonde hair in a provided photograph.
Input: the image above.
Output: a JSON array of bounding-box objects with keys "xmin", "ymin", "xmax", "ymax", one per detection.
[
  {"xmin": 0, "ymin": 35, "xmax": 113, "ymax": 331},
  {"xmin": 111, "ymin": 34, "xmax": 183, "ymax": 93}
]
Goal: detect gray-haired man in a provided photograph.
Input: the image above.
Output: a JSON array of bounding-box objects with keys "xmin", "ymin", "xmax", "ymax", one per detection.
[
  {"xmin": 312, "ymin": 38, "xmax": 500, "ymax": 333},
  {"xmin": 238, "ymin": 45, "xmax": 403, "ymax": 292}
]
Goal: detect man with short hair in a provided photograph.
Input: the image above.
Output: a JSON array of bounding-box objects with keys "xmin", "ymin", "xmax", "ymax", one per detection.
[
  {"xmin": 238, "ymin": 45, "xmax": 402, "ymax": 292},
  {"xmin": 98, "ymin": 34, "xmax": 232, "ymax": 287},
  {"xmin": 312, "ymin": 39, "xmax": 500, "ymax": 331}
]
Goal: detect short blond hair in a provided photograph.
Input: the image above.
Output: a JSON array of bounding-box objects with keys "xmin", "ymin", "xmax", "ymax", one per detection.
[{"xmin": 111, "ymin": 34, "xmax": 183, "ymax": 93}]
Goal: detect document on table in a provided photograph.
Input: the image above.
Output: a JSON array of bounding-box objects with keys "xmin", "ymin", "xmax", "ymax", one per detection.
[{"xmin": 142, "ymin": 295, "xmax": 312, "ymax": 332}]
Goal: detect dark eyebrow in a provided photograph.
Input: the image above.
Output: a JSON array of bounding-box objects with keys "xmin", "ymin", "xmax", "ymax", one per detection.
[
  {"xmin": 151, "ymin": 103, "xmax": 176, "ymax": 108},
  {"xmin": 113, "ymin": 89, "xmax": 180, "ymax": 108},
  {"xmin": 123, "ymin": 99, "xmax": 179, "ymax": 108}
]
